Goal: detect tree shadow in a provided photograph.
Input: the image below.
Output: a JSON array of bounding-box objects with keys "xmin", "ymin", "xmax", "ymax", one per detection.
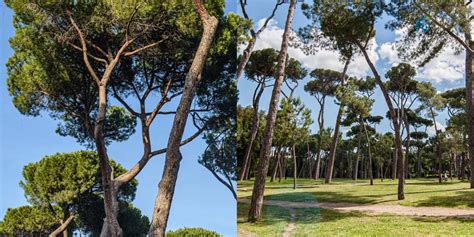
[{"xmin": 412, "ymin": 190, "xmax": 474, "ymax": 208}]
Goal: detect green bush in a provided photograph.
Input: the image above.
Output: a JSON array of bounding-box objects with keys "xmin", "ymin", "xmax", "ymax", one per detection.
[{"xmin": 166, "ymin": 227, "xmax": 222, "ymax": 237}]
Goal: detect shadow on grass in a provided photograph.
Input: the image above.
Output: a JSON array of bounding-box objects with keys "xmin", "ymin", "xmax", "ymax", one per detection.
[
  {"xmin": 238, "ymin": 203, "xmax": 292, "ymax": 229},
  {"xmin": 412, "ymin": 190, "xmax": 474, "ymax": 208}
]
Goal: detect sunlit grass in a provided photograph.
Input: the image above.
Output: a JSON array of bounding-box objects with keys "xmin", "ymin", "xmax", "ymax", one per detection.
[
  {"xmin": 238, "ymin": 178, "xmax": 474, "ymax": 208},
  {"xmin": 238, "ymin": 202, "xmax": 474, "ymax": 236}
]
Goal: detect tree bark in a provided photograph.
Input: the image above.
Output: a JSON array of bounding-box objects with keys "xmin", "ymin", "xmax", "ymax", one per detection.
[
  {"xmin": 403, "ymin": 115, "xmax": 411, "ymax": 179},
  {"xmin": 240, "ymin": 82, "xmax": 265, "ymax": 181},
  {"xmin": 357, "ymin": 42, "xmax": 405, "ymax": 200},
  {"xmin": 314, "ymin": 98, "xmax": 325, "ymax": 179},
  {"xmin": 248, "ymin": 0, "xmax": 296, "ymax": 222},
  {"xmin": 292, "ymin": 145, "xmax": 297, "ymax": 190},
  {"xmin": 271, "ymin": 146, "xmax": 282, "ymax": 182},
  {"xmin": 148, "ymin": 1, "xmax": 218, "ymax": 235},
  {"xmin": 361, "ymin": 118, "xmax": 373, "ymax": 185},
  {"xmin": 466, "ymin": 39, "xmax": 474, "ymax": 188},
  {"xmin": 49, "ymin": 215, "xmax": 75, "ymax": 237},
  {"xmin": 354, "ymin": 135, "xmax": 361, "ymax": 181},
  {"xmin": 324, "ymin": 59, "xmax": 350, "ymax": 183}
]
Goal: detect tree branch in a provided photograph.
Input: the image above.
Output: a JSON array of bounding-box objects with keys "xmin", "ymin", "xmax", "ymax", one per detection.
[
  {"xmin": 414, "ymin": 1, "xmax": 473, "ymax": 52},
  {"xmin": 124, "ymin": 37, "xmax": 169, "ymax": 56},
  {"xmin": 149, "ymin": 124, "xmax": 207, "ymax": 157},
  {"xmin": 68, "ymin": 14, "xmax": 101, "ymax": 83}
]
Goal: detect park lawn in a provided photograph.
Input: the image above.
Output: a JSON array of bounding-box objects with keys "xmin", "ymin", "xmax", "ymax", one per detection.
[
  {"xmin": 238, "ymin": 203, "xmax": 291, "ymax": 237},
  {"xmin": 238, "ymin": 203, "xmax": 474, "ymax": 237},
  {"xmin": 238, "ymin": 178, "xmax": 474, "ymax": 208}
]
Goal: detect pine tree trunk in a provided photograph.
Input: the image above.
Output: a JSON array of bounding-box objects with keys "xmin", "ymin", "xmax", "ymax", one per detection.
[
  {"xmin": 148, "ymin": 2, "xmax": 218, "ymax": 235},
  {"xmin": 240, "ymin": 83, "xmax": 265, "ymax": 180},
  {"xmin": 248, "ymin": 0, "xmax": 296, "ymax": 222},
  {"xmin": 357, "ymin": 42, "xmax": 405, "ymax": 200},
  {"xmin": 354, "ymin": 136, "xmax": 361, "ymax": 181},
  {"xmin": 314, "ymin": 102, "xmax": 324, "ymax": 179},
  {"xmin": 324, "ymin": 58, "xmax": 350, "ymax": 183},
  {"xmin": 466, "ymin": 39, "xmax": 474, "ymax": 188},
  {"xmin": 293, "ymin": 145, "xmax": 297, "ymax": 189},
  {"xmin": 361, "ymin": 118, "xmax": 373, "ymax": 185},
  {"xmin": 271, "ymin": 147, "xmax": 282, "ymax": 182},
  {"xmin": 49, "ymin": 215, "xmax": 75, "ymax": 237}
]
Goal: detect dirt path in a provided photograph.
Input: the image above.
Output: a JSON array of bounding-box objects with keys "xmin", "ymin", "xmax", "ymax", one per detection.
[
  {"xmin": 282, "ymin": 207, "xmax": 296, "ymax": 237},
  {"xmin": 238, "ymin": 198, "xmax": 474, "ymax": 219}
]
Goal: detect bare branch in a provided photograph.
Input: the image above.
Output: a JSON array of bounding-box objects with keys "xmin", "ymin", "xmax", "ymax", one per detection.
[
  {"xmin": 149, "ymin": 124, "xmax": 207, "ymax": 157},
  {"xmin": 124, "ymin": 37, "xmax": 169, "ymax": 56},
  {"xmin": 68, "ymin": 14, "xmax": 101, "ymax": 83}
]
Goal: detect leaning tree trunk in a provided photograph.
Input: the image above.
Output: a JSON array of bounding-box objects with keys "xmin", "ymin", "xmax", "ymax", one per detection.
[
  {"xmin": 148, "ymin": 2, "xmax": 218, "ymax": 236},
  {"xmin": 49, "ymin": 214, "xmax": 75, "ymax": 237},
  {"xmin": 324, "ymin": 59, "xmax": 350, "ymax": 183},
  {"xmin": 240, "ymin": 83, "xmax": 265, "ymax": 181},
  {"xmin": 357, "ymin": 42, "xmax": 405, "ymax": 200},
  {"xmin": 248, "ymin": 0, "xmax": 296, "ymax": 222}
]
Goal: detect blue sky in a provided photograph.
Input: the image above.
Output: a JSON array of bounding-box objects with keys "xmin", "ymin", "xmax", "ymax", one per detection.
[
  {"xmin": 238, "ymin": 0, "xmax": 465, "ymax": 137},
  {"xmin": 0, "ymin": 2, "xmax": 236, "ymax": 236}
]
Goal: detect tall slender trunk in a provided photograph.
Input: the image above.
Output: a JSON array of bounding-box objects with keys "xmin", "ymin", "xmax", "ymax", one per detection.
[
  {"xmin": 96, "ymin": 84, "xmax": 122, "ymax": 237},
  {"xmin": 324, "ymin": 59, "xmax": 350, "ymax": 183},
  {"xmin": 314, "ymin": 100, "xmax": 325, "ymax": 179},
  {"xmin": 148, "ymin": 2, "xmax": 218, "ymax": 235},
  {"xmin": 361, "ymin": 118, "xmax": 373, "ymax": 185},
  {"xmin": 466, "ymin": 38, "xmax": 474, "ymax": 188},
  {"xmin": 354, "ymin": 136, "xmax": 361, "ymax": 181},
  {"xmin": 240, "ymin": 83, "xmax": 265, "ymax": 181},
  {"xmin": 271, "ymin": 146, "xmax": 282, "ymax": 182},
  {"xmin": 357, "ymin": 42, "xmax": 405, "ymax": 200},
  {"xmin": 392, "ymin": 143, "xmax": 398, "ymax": 180},
  {"xmin": 403, "ymin": 115, "xmax": 411, "ymax": 179},
  {"xmin": 292, "ymin": 145, "xmax": 297, "ymax": 189},
  {"xmin": 248, "ymin": 0, "xmax": 296, "ymax": 222},
  {"xmin": 429, "ymin": 107, "xmax": 442, "ymax": 183}
]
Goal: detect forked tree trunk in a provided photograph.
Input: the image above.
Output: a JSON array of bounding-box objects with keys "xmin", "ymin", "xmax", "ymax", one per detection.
[
  {"xmin": 240, "ymin": 83, "xmax": 265, "ymax": 181},
  {"xmin": 324, "ymin": 59, "xmax": 350, "ymax": 183},
  {"xmin": 49, "ymin": 214, "xmax": 75, "ymax": 237},
  {"xmin": 357, "ymin": 42, "xmax": 405, "ymax": 200},
  {"xmin": 248, "ymin": 0, "xmax": 296, "ymax": 222},
  {"xmin": 148, "ymin": 1, "xmax": 218, "ymax": 235},
  {"xmin": 314, "ymin": 99, "xmax": 325, "ymax": 179}
]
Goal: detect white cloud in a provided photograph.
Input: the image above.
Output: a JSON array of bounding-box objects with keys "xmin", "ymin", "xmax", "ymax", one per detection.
[
  {"xmin": 416, "ymin": 47, "xmax": 465, "ymax": 83},
  {"xmin": 252, "ymin": 18, "xmax": 378, "ymax": 77},
  {"xmin": 378, "ymin": 27, "xmax": 465, "ymax": 83},
  {"xmin": 379, "ymin": 42, "xmax": 400, "ymax": 65},
  {"xmin": 427, "ymin": 121, "xmax": 446, "ymax": 137}
]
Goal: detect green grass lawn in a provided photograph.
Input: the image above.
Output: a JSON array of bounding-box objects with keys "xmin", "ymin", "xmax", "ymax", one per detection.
[
  {"xmin": 238, "ymin": 203, "xmax": 474, "ymax": 236},
  {"xmin": 238, "ymin": 178, "xmax": 474, "ymax": 208}
]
